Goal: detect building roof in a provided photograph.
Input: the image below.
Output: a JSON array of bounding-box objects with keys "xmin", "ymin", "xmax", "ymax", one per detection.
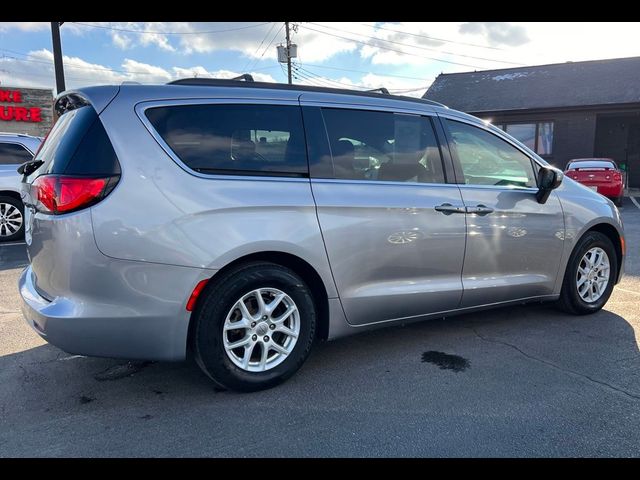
[{"xmin": 423, "ymin": 56, "xmax": 640, "ymax": 113}]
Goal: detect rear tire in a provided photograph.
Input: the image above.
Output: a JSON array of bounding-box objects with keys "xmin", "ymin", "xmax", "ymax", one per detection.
[
  {"xmin": 0, "ymin": 196, "xmax": 25, "ymax": 242},
  {"xmin": 556, "ymin": 231, "xmax": 617, "ymax": 315},
  {"xmin": 192, "ymin": 262, "xmax": 316, "ymax": 392},
  {"xmin": 613, "ymin": 196, "xmax": 623, "ymax": 207}
]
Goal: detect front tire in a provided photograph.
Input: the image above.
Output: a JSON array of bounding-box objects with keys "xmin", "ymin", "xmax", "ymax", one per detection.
[
  {"xmin": 193, "ymin": 262, "xmax": 316, "ymax": 392},
  {"xmin": 557, "ymin": 231, "xmax": 617, "ymax": 315},
  {"xmin": 0, "ymin": 196, "xmax": 25, "ymax": 242}
]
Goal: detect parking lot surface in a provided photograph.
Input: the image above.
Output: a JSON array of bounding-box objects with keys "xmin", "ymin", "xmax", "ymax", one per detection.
[{"xmin": 1, "ymin": 199, "xmax": 639, "ymax": 457}]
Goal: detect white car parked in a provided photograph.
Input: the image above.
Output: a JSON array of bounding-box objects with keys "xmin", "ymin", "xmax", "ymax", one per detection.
[{"xmin": 0, "ymin": 133, "xmax": 42, "ymax": 241}]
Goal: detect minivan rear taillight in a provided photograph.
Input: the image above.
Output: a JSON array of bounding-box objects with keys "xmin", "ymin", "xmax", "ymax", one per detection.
[{"xmin": 32, "ymin": 175, "xmax": 119, "ymax": 214}]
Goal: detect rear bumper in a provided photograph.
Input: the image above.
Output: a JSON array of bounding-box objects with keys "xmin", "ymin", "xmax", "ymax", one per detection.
[
  {"xmin": 577, "ymin": 181, "xmax": 623, "ymax": 198},
  {"xmin": 20, "ymin": 263, "xmax": 210, "ymax": 361}
]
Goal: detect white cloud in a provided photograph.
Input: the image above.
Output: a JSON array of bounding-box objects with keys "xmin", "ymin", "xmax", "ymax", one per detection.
[
  {"xmin": 459, "ymin": 22, "xmax": 529, "ymax": 47},
  {"xmin": 4, "ymin": 23, "xmax": 640, "ymax": 101},
  {"xmin": 138, "ymin": 32, "xmax": 176, "ymax": 52},
  {"xmin": 111, "ymin": 32, "xmax": 132, "ymax": 50},
  {"xmin": 0, "ymin": 22, "xmax": 49, "ymax": 33},
  {"xmin": 0, "ymin": 49, "xmax": 276, "ymax": 92}
]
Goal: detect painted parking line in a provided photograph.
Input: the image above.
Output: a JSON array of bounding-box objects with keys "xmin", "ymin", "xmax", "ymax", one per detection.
[
  {"xmin": 630, "ymin": 196, "xmax": 640, "ymax": 211},
  {"xmin": 615, "ymin": 287, "xmax": 640, "ymax": 296}
]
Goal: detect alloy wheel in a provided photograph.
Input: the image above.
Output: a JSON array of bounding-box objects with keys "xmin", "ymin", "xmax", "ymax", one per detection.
[
  {"xmin": 0, "ymin": 202, "xmax": 23, "ymax": 238},
  {"xmin": 222, "ymin": 287, "xmax": 300, "ymax": 372}
]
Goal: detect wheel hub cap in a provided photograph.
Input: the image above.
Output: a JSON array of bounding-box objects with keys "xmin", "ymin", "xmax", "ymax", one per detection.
[
  {"xmin": 0, "ymin": 202, "xmax": 22, "ymax": 237},
  {"xmin": 222, "ymin": 287, "xmax": 300, "ymax": 372},
  {"xmin": 256, "ymin": 322, "xmax": 269, "ymax": 336},
  {"xmin": 576, "ymin": 247, "xmax": 610, "ymax": 303}
]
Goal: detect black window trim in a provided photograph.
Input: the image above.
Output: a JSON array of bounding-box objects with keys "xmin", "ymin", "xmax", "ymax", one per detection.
[
  {"xmin": 0, "ymin": 140, "xmax": 35, "ymax": 165},
  {"xmin": 308, "ymin": 104, "xmax": 452, "ymax": 186},
  {"xmin": 438, "ymin": 114, "xmax": 543, "ymax": 191},
  {"xmin": 135, "ymin": 98, "xmax": 311, "ymax": 181}
]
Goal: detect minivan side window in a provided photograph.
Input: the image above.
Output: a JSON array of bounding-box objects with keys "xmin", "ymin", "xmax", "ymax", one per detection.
[
  {"xmin": 444, "ymin": 119, "xmax": 537, "ymax": 188},
  {"xmin": 320, "ymin": 108, "xmax": 445, "ymax": 184},
  {"xmin": 145, "ymin": 104, "xmax": 308, "ymax": 176},
  {"xmin": 0, "ymin": 142, "xmax": 33, "ymax": 165}
]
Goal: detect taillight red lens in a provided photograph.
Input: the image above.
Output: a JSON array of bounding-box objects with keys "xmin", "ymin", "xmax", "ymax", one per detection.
[
  {"xmin": 613, "ymin": 172, "xmax": 622, "ymax": 181},
  {"xmin": 32, "ymin": 175, "xmax": 115, "ymax": 214}
]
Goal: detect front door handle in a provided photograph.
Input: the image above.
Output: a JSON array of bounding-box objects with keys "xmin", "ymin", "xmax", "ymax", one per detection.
[
  {"xmin": 435, "ymin": 203, "xmax": 466, "ymax": 215},
  {"xmin": 466, "ymin": 204, "xmax": 494, "ymax": 216}
]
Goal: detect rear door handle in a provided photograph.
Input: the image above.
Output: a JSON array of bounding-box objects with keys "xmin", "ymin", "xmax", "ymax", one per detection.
[
  {"xmin": 435, "ymin": 203, "xmax": 466, "ymax": 215},
  {"xmin": 466, "ymin": 205, "xmax": 494, "ymax": 216}
]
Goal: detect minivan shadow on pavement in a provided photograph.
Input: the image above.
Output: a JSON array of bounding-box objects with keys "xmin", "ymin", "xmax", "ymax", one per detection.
[
  {"xmin": 0, "ymin": 298, "xmax": 638, "ymax": 457},
  {"xmin": 0, "ymin": 242, "xmax": 28, "ymax": 271}
]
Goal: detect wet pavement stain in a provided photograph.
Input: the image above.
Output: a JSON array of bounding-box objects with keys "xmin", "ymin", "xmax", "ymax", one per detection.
[
  {"xmin": 79, "ymin": 395, "xmax": 95, "ymax": 404},
  {"xmin": 93, "ymin": 361, "xmax": 153, "ymax": 381},
  {"xmin": 138, "ymin": 414, "xmax": 153, "ymax": 420},
  {"xmin": 421, "ymin": 351, "xmax": 470, "ymax": 372}
]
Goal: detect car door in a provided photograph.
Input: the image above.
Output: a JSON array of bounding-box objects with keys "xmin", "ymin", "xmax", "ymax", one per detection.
[
  {"xmin": 301, "ymin": 100, "xmax": 467, "ymax": 326},
  {"xmin": 439, "ymin": 115, "xmax": 565, "ymax": 308}
]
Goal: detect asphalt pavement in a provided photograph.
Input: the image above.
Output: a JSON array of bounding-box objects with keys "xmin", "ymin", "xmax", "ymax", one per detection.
[{"xmin": 0, "ymin": 199, "xmax": 639, "ymax": 457}]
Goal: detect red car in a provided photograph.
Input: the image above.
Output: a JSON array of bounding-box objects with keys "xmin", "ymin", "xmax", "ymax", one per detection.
[{"xmin": 564, "ymin": 158, "xmax": 624, "ymax": 206}]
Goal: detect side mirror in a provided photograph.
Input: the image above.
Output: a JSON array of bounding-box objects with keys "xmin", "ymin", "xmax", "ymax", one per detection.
[
  {"xmin": 536, "ymin": 166, "xmax": 563, "ymax": 204},
  {"xmin": 17, "ymin": 159, "xmax": 44, "ymax": 177}
]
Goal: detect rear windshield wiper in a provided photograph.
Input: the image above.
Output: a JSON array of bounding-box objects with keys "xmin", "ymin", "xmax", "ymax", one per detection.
[{"xmin": 17, "ymin": 159, "xmax": 44, "ymax": 177}]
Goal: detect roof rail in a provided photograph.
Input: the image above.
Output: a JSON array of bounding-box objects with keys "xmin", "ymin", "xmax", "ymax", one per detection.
[
  {"xmin": 231, "ymin": 74, "xmax": 254, "ymax": 82},
  {"xmin": 168, "ymin": 74, "xmax": 254, "ymax": 86},
  {"xmin": 163, "ymin": 78, "xmax": 446, "ymax": 108},
  {"xmin": 0, "ymin": 132, "xmax": 38, "ymax": 137},
  {"xmin": 367, "ymin": 87, "xmax": 390, "ymax": 95}
]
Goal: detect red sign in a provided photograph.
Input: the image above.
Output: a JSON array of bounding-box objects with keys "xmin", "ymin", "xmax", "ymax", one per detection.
[{"xmin": 0, "ymin": 89, "xmax": 42, "ymax": 123}]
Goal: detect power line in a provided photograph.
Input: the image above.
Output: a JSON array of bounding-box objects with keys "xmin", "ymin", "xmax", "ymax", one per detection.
[
  {"xmin": 291, "ymin": 64, "xmax": 344, "ymax": 88},
  {"xmin": 296, "ymin": 64, "xmax": 429, "ymax": 95},
  {"xmin": 387, "ymin": 86, "xmax": 430, "ymax": 94},
  {"xmin": 359, "ymin": 22, "xmax": 506, "ymax": 51},
  {"xmin": 294, "ymin": 64, "xmax": 369, "ymax": 90},
  {"xmin": 247, "ymin": 23, "xmax": 285, "ymax": 72},
  {"xmin": 1, "ymin": 48, "xmax": 280, "ymax": 80},
  {"xmin": 70, "ymin": 22, "xmax": 271, "ymax": 35},
  {"xmin": 300, "ymin": 63, "xmax": 434, "ymax": 81},
  {"xmin": 295, "ymin": 69, "xmax": 357, "ymax": 90},
  {"xmin": 308, "ymin": 22, "xmax": 525, "ymax": 67},
  {"xmin": 1, "ymin": 52, "xmax": 164, "ymax": 76},
  {"xmin": 293, "ymin": 66, "xmax": 345, "ymax": 89},
  {"xmin": 242, "ymin": 22, "xmax": 275, "ymax": 72},
  {"xmin": 301, "ymin": 24, "xmax": 485, "ymax": 69}
]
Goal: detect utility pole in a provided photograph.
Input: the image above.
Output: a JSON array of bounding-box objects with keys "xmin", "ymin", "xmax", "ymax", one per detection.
[
  {"xmin": 50, "ymin": 22, "xmax": 66, "ymax": 94},
  {"xmin": 285, "ymin": 22, "xmax": 292, "ymax": 85}
]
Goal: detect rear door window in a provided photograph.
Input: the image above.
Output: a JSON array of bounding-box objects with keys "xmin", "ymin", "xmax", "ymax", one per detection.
[
  {"xmin": 145, "ymin": 104, "xmax": 308, "ymax": 177},
  {"xmin": 0, "ymin": 142, "xmax": 33, "ymax": 165},
  {"xmin": 320, "ymin": 108, "xmax": 445, "ymax": 184}
]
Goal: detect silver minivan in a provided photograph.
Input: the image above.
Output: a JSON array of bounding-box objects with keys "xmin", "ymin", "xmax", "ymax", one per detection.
[{"xmin": 18, "ymin": 79, "xmax": 625, "ymax": 391}]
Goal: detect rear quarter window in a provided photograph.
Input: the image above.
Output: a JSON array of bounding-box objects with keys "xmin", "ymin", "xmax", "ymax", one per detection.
[
  {"xmin": 27, "ymin": 105, "xmax": 120, "ymax": 182},
  {"xmin": 144, "ymin": 104, "xmax": 308, "ymax": 177}
]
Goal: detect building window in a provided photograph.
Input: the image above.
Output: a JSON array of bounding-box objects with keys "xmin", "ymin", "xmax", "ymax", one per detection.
[{"xmin": 497, "ymin": 122, "xmax": 554, "ymax": 156}]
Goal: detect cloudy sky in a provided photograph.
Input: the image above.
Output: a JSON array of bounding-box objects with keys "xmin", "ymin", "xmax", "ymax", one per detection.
[{"xmin": 1, "ymin": 22, "xmax": 639, "ymax": 97}]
